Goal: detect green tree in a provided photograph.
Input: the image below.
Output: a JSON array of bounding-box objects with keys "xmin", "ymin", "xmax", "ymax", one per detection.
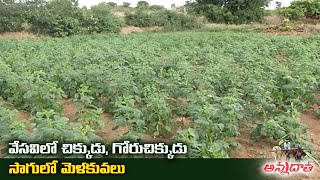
[
  {"xmin": 191, "ymin": 0, "xmax": 271, "ymax": 24},
  {"xmin": 28, "ymin": 0, "xmax": 84, "ymax": 37},
  {"xmin": 90, "ymin": 2, "xmax": 113, "ymax": 15},
  {"xmin": 0, "ymin": 0, "xmax": 46, "ymax": 32},
  {"xmin": 275, "ymin": 1, "xmax": 282, "ymax": 9},
  {"xmin": 279, "ymin": 7, "xmax": 305, "ymax": 20},
  {"xmin": 0, "ymin": 0, "xmax": 15, "ymax": 5},
  {"xmin": 150, "ymin": 5, "xmax": 165, "ymax": 10},
  {"xmin": 107, "ymin": 2, "xmax": 117, "ymax": 7},
  {"xmin": 0, "ymin": 3, "xmax": 21, "ymax": 32},
  {"xmin": 84, "ymin": 2, "xmax": 123, "ymax": 33},
  {"xmin": 137, "ymin": 1, "xmax": 149, "ymax": 8},
  {"xmin": 290, "ymin": 0, "xmax": 320, "ymax": 19},
  {"xmin": 123, "ymin": 2, "xmax": 130, "ymax": 7}
]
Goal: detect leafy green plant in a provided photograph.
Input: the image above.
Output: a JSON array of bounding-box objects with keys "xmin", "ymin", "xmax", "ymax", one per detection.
[
  {"xmin": 251, "ymin": 115, "xmax": 307, "ymax": 143},
  {"xmin": 112, "ymin": 95, "xmax": 145, "ymax": 133},
  {"xmin": 279, "ymin": 7, "xmax": 305, "ymax": 20},
  {"xmin": 83, "ymin": 2, "xmax": 124, "ymax": 34},
  {"xmin": 0, "ymin": 103, "xmax": 28, "ymax": 143},
  {"xmin": 290, "ymin": 0, "xmax": 320, "ymax": 19},
  {"xmin": 269, "ymin": 18, "xmax": 296, "ymax": 31},
  {"xmin": 125, "ymin": 11, "xmax": 155, "ymax": 27},
  {"xmin": 74, "ymin": 85, "xmax": 104, "ymax": 132},
  {"xmin": 142, "ymin": 93, "xmax": 173, "ymax": 137},
  {"xmin": 0, "ymin": 31, "xmax": 319, "ymax": 159}
]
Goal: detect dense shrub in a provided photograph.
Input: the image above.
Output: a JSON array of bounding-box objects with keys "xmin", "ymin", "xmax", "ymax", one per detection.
[
  {"xmin": 107, "ymin": 2, "xmax": 117, "ymax": 7},
  {"xmin": 149, "ymin": 5, "xmax": 165, "ymax": 11},
  {"xmin": 191, "ymin": 4, "xmax": 260, "ymax": 24},
  {"xmin": 29, "ymin": 12, "xmax": 82, "ymax": 37},
  {"xmin": 125, "ymin": 10, "xmax": 201, "ymax": 30},
  {"xmin": 188, "ymin": 0, "xmax": 268, "ymax": 24},
  {"xmin": 277, "ymin": 0, "xmax": 320, "ymax": 21},
  {"xmin": 28, "ymin": 0, "xmax": 84, "ymax": 37},
  {"xmin": 290, "ymin": 0, "xmax": 320, "ymax": 19},
  {"xmin": 0, "ymin": 0, "xmax": 123, "ymax": 37},
  {"xmin": 0, "ymin": 1, "xmax": 28, "ymax": 32},
  {"xmin": 193, "ymin": 4, "xmax": 226, "ymax": 23},
  {"xmin": 279, "ymin": 7, "xmax": 306, "ymax": 20},
  {"xmin": 83, "ymin": 15, "xmax": 124, "ymax": 34},
  {"xmin": 0, "ymin": 15, "xmax": 25, "ymax": 33},
  {"xmin": 125, "ymin": 11, "xmax": 155, "ymax": 27},
  {"xmin": 20, "ymin": 0, "xmax": 123, "ymax": 37},
  {"xmin": 83, "ymin": 3, "xmax": 124, "ymax": 34},
  {"xmin": 122, "ymin": 2, "xmax": 130, "ymax": 8},
  {"xmin": 158, "ymin": 11, "xmax": 202, "ymax": 31},
  {"xmin": 137, "ymin": 1, "xmax": 149, "ymax": 8}
]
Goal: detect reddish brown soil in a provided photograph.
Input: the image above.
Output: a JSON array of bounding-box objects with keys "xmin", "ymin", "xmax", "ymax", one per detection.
[
  {"xmin": 121, "ymin": 26, "xmax": 144, "ymax": 34},
  {"xmin": 96, "ymin": 113, "xmax": 129, "ymax": 142},
  {"xmin": 60, "ymin": 99, "xmax": 77, "ymax": 122},
  {"xmin": 300, "ymin": 18, "xmax": 320, "ymax": 25},
  {"xmin": 13, "ymin": 111, "xmax": 31, "ymax": 121},
  {"xmin": 296, "ymin": 111, "xmax": 320, "ymax": 180},
  {"xmin": 301, "ymin": 111, "xmax": 320, "ymax": 154},
  {"xmin": 232, "ymin": 121, "xmax": 276, "ymax": 159},
  {"xmin": 265, "ymin": 28, "xmax": 313, "ymax": 36},
  {"xmin": 142, "ymin": 134, "xmax": 172, "ymax": 144}
]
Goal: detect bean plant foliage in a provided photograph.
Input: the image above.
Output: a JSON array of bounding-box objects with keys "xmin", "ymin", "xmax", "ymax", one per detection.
[{"xmin": 0, "ymin": 32, "xmax": 319, "ymax": 158}]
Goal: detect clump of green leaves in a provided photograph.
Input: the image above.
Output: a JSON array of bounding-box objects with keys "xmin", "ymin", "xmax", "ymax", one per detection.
[
  {"xmin": 251, "ymin": 114, "xmax": 307, "ymax": 143},
  {"xmin": 125, "ymin": 10, "xmax": 201, "ymax": 30},
  {"xmin": 74, "ymin": 85, "xmax": 104, "ymax": 132},
  {"xmin": 0, "ymin": 103, "xmax": 31, "ymax": 143},
  {"xmin": 268, "ymin": 18, "xmax": 296, "ymax": 31}
]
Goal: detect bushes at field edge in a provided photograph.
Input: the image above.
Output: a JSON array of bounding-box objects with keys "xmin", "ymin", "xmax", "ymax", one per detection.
[{"xmin": 125, "ymin": 10, "xmax": 202, "ymax": 31}]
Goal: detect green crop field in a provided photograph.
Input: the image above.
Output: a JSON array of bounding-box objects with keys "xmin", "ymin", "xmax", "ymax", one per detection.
[{"xmin": 0, "ymin": 32, "xmax": 319, "ymax": 158}]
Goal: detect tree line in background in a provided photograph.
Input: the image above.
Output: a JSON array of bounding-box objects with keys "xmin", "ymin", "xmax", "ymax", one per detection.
[
  {"xmin": 0, "ymin": 0, "xmax": 320, "ymax": 37},
  {"xmin": 0, "ymin": 0, "xmax": 201, "ymax": 37},
  {"xmin": 0, "ymin": 0, "xmax": 123, "ymax": 36},
  {"xmin": 187, "ymin": 0, "xmax": 320, "ymax": 24}
]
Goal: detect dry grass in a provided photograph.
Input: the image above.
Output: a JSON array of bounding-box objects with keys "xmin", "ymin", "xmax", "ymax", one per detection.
[
  {"xmin": 114, "ymin": 11, "xmax": 125, "ymax": 18},
  {"xmin": 201, "ymin": 23, "xmax": 265, "ymax": 32},
  {"xmin": 200, "ymin": 21, "xmax": 320, "ymax": 36},
  {"xmin": 0, "ymin": 31, "xmax": 41, "ymax": 40},
  {"xmin": 264, "ymin": 14, "xmax": 284, "ymax": 26},
  {"xmin": 300, "ymin": 18, "xmax": 320, "ymax": 25},
  {"xmin": 121, "ymin": 26, "xmax": 163, "ymax": 34},
  {"xmin": 304, "ymin": 23, "xmax": 320, "ymax": 33}
]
